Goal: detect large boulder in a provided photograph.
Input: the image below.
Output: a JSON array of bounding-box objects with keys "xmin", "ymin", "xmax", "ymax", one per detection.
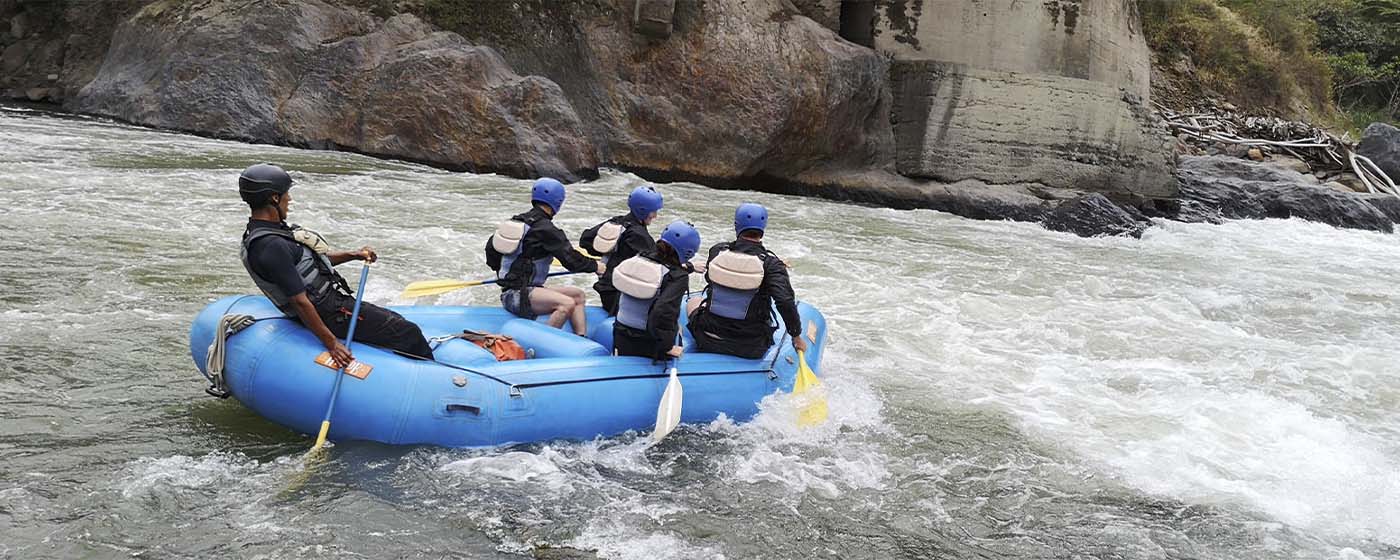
[
  {"xmin": 1360, "ymin": 193, "xmax": 1400, "ymax": 224},
  {"xmin": 0, "ymin": 1, "xmax": 145, "ymax": 103},
  {"xmin": 426, "ymin": 0, "xmax": 893, "ymax": 190},
  {"xmin": 72, "ymin": 1, "xmax": 596, "ymax": 180},
  {"xmin": 1173, "ymin": 156, "xmax": 1393, "ymax": 233},
  {"xmin": 1042, "ymin": 193, "xmax": 1150, "ymax": 238},
  {"xmin": 1357, "ymin": 122, "xmax": 1400, "ymax": 186}
]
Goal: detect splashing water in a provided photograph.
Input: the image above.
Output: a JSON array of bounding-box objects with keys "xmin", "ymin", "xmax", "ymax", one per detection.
[{"xmin": 1, "ymin": 106, "xmax": 1398, "ymax": 559}]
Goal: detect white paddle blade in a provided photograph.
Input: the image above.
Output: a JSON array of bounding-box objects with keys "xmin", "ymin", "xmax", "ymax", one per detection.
[{"xmin": 651, "ymin": 367, "xmax": 683, "ymax": 443}]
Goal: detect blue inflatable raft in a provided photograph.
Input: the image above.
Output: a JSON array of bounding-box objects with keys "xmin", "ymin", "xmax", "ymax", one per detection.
[{"xmin": 189, "ymin": 295, "xmax": 828, "ymax": 448}]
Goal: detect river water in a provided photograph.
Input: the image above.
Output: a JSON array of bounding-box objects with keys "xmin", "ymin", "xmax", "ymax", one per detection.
[{"xmin": 1, "ymin": 106, "xmax": 1398, "ymax": 559}]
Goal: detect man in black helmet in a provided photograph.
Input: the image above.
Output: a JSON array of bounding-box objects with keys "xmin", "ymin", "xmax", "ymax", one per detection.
[{"xmin": 238, "ymin": 163, "xmax": 434, "ymax": 366}]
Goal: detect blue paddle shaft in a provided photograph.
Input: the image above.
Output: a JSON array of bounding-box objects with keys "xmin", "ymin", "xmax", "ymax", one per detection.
[{"xmin": 319, "ymin": 262, "xmax": 371, "ymax": 434}]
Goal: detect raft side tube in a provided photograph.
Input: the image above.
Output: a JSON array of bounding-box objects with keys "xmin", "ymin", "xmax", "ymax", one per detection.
[{"xmin": 189, "ymin": 295, "xmax": 829, "ymax": 448}]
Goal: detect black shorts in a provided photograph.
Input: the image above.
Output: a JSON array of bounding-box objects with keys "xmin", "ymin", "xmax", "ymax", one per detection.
[{"xmin": 500, "ymin": 287, "xmax": 535, "ymax": 319}]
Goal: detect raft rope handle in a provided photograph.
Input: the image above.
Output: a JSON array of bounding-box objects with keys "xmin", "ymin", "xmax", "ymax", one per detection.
[
  {"xmin": 204, "ymin": 314, "xmax": 258, "ymax": 399},
  {"xmin": 394, "ymin": 345, "xmax": 520, "ymax": 391},
  {"xmin": 413, "ymin": 341, "xmax": 772, "ymax": 394}
]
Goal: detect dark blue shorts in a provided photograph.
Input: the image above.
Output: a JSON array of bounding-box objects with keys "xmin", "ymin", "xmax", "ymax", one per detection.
[{"xmin": 500, "ymin": 287, "xmax": 535, "ymax": 319}]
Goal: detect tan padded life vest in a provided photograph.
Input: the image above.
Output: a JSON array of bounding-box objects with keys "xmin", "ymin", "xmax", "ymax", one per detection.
[{"xmin": 708, "ymin": 250, "xmax": 763, "ymax": 290}]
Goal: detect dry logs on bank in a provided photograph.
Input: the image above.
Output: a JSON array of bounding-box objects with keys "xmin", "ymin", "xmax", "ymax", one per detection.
[{"xmin": 1158, "ymin": 104, "xmax": 1399, "ymax": 197}]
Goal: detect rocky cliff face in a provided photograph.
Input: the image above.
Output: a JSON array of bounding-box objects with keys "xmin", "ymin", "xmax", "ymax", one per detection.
[
  {"xmin": 2, "ymin": 0, "xmax": 1184, "ymax": 232},
  {"xmin": 0, "ymin": 0, "xmax": 144, "ymax": 103},
  {"xmin": 420, "ymin": 0, "xmax": 895, "ymax": 190},
  {"xmin": 72, "ymin": 1, "xmax": 597, "ymax": 180}
]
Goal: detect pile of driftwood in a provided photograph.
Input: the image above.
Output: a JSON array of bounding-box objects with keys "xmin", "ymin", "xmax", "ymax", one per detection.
[{"xmin": 1158, "ymin": 103, "xmax": 1398, "ymax": 197}]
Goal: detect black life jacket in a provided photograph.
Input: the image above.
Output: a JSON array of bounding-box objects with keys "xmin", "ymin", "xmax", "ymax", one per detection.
[{"xmin": 240, "ymin": 223, "xmax": 351, "ymax": 316}]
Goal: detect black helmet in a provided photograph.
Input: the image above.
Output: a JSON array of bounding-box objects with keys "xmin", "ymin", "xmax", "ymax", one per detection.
[{"xmin": 238, "ymin": 163, "xmax": 292, "ymax": 194}]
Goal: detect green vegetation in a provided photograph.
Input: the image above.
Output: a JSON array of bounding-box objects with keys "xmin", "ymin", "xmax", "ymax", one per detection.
[{"xmin": 1141, "ymin": 0, "xmax": 1400, "ymax": 132}]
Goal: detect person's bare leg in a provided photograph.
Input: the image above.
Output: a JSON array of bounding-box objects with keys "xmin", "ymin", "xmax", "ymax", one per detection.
[
  {"xmin": 554, "ymin": 286, "xmax": 588, "ymax": 335},
  {"xmin": 686, "ymin": 296, "xmax": 702, "ymax": 316},
  {"xmin": 529, "ymin": 288, "xmax": 575, "ymax": 328}
]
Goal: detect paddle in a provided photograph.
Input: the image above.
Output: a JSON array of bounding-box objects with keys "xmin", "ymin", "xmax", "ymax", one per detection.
[
  {"xmin": 400, "ymin": 271, "xmax": 578, "ymax": 299},
  {"xmin": 554, "ymin": 245, "xmax": 602, "ymax": 266},
  {"xmin": 793, "ymin": 350, "xmax": 828, "ymax": 426},
  {"xmin": 651, "ymin": 360, "xmax": 683, "ymax": 443},
  {"xmin": 309, "ymin": 261, "xmax": 371, "ymax": 454}
]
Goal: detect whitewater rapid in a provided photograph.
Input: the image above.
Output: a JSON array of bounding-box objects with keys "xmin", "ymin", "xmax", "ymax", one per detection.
[{"xmin": 1, "ymin": 106, "xmax": 1397, "ymax": 559}]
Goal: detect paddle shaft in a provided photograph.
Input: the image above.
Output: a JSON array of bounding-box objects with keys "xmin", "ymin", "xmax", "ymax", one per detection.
[
  {"xmin": 477, "ymin": 270, "xmax": 576, "ymax": 286},
  {"xmin": 400, "ymin": 270, "xmax": 582, "ymax": 299},
  {"xmin": 313, "ymin": 262, "xmax": 371, "ymax": 448}
]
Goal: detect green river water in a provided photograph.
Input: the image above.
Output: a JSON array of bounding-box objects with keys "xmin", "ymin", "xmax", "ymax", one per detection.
[{"xmin": 1, "ymin": 106, "xmax": 1399, "ymax": 559}]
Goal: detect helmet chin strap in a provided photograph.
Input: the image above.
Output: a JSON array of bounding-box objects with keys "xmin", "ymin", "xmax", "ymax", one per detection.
[{"xmin": 273, "ymin": 194, "xmax": 288, "ymax": 221}]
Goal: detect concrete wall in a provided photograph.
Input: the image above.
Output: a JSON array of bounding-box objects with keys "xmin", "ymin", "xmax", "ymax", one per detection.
[
  {"xmin": 871, "ymin": 0, "xmax": 1149, "ymax": 98},
  {"xmin": 891, "ymin": 61, "xmax": 1173, "ymax": 198},
  {"xmin": 808, "ymin": 0, "xmax": 1176, "ymax": 200}
]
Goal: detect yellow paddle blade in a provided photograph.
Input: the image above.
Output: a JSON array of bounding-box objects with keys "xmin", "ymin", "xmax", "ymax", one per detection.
[
  {"xmin": 399, "ymin": 278, "xmax": 485, "ymax": 299},
  {"xmin": 314, "ymin": 420, "xmax": 331, "ymax": 447},
  {"xmin": 794, "ymin": 351, "xmax": 828, "ymax": 426}
]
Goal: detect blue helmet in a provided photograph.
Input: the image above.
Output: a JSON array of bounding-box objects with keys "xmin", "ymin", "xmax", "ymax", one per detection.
[
  {"xmin": 531, "ymin": 178, "xmax": 566, "ymax": 213},
  {"xmin": 659, "ymin": 220, "xmax": 702, "ymax": 261},
  {"xmin": 734, "ymin": 203, "xmax": 768, "ymax": 235},
  {"xmin": 627, "ymin": 185, "xmax": 664, "ymax": 221}
]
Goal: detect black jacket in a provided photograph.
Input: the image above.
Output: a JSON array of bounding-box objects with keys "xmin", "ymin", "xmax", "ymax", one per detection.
[
  {"xmin": 613, "ymin": 251, "xmax": 691, "ymax": 360},
  {"xmin": 580, "ymin": 213, "xmax": 655, "ymax": 293},
  {"xmin": 487, "ymin": 207, "xmax": 598, "ymax": 290},
  {"xmin": 694, "ymin": 238, "xmax": 801, "ymax": 339}
]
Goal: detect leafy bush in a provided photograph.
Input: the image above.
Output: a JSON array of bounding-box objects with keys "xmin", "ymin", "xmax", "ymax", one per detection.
[
  {"xmin": 1143, "ymin": 0, "xmax": 1399, "ymax": 127},
  {"xmin": 1141, "ymin": 0, "xmax": 1330, "ymax": 116}
]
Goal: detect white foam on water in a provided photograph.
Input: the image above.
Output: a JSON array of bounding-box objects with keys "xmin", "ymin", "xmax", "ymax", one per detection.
[
  {"xmin": 13, "ymin": 108, "xmax": 1400, "ymax": 557},
  {"xmin": 440, "ymin": 450, "xmax": 568, "ymax": 485},
  {"xmin": 708, "ymin": 364, "xmax": 892, "ymax": 500},
  {"xmin": 427, "ymin": 348, "xmax": 889, "ymax": 557},
  {"xmin": 119, "ymin": 452, "xmax": 269, "ymax": 499},
  {"xmin": 568, "ymin": 501, "xmax": 726, "ymax": 560},
  {"xmin": 895, "ymin": 217, "xmax": 1400, "ymax": 548}
]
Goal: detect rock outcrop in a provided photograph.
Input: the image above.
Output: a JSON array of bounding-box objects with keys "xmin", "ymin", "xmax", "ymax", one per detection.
[
  {"xmin": 0, "ymin": 0, "xmax": 145, "ymax": 103},
  {"xmin": 427, "ymin": 0, "xmax": 894, "ymax": 191},
  {"xmin": 71, "ymin": 1, "xmax": 597, "ymax": 180},
  {"xmin": 1171, "ymin": 156, "xmax": 1394, "ymax": 233},
  {"xmin": 1043, "ymin": 193, "xmax": 1150, "ymax": 238},
  {"xmin": 1357, "ymin": 122, "xmax": 1400, "ymax": 186},
  {"xmin": 5, "ymin": 0, "xmax": 1188, "ymax": 230}
]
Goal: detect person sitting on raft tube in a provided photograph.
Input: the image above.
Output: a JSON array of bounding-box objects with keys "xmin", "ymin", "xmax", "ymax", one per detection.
[
  {"xmin": 611, "ymin": 221, "xmax": 702, "ymax": 360},
  {"xmin": 686, "ymin": 203, "xmax": 806, "ymax": 359},
  {"xmin": 486, "ymin": 178, "xmax": 605, "ymax": 336},
  {"xmin": 579, "ymin": 185, "xmax": 663, "ymax": 316},
  {"xmin": 237, "ymin": 163, "xmax": 434, "ymax": 366}
]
